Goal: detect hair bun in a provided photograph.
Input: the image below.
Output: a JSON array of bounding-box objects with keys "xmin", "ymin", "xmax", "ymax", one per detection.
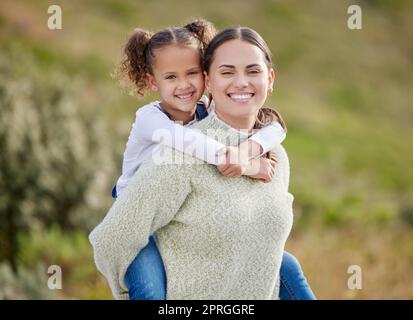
[{"xmin": 184, "ymin": 19, "xmax": 217, "ymax": 52}]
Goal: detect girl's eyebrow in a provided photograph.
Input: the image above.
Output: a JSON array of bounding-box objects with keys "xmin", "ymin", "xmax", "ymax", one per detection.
[
  {"xmin": 162, "ymin": 66, "xmax": 201, "ymax": 76},
  {"xmin": 187, "ymin": 66, "xmax": 201, "ymax": 72}
]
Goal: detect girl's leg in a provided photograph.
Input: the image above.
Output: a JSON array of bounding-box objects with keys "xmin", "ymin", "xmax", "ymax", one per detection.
[
  {"xmin": 124, "ymin": 235, "xmax": 167, "ymax": 300},
  {"xmin": 279, "ymin": 251, "xmax": 316, "ymax": 300}
]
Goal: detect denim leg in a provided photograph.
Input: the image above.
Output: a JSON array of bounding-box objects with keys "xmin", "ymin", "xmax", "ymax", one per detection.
[
  {"xmin": 279, "ymin": 251, "xmax": 316, "ymax": 300},
  {"xmin": 124, "ymin": 235, "xmax": 167, "ymax": 300}
]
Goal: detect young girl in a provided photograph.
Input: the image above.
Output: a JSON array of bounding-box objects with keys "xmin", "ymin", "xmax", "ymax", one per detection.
[{"xmin": 113, "ymin": 19, "xmax": 315, "ymax": 300}]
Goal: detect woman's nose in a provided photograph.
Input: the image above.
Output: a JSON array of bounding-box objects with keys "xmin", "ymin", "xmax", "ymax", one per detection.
[{"xmin": 233, "ymin": 74, "xmax": 248, "ymax": 88}]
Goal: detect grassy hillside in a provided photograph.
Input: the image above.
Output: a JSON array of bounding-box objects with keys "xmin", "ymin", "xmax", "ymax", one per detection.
[{"xmin": 1, "ymin": 0, "xmax": 412, "ymax": 299}]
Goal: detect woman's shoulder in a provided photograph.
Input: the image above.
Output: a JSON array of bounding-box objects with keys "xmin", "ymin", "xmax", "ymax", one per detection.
[
  {"xmin": 137, "ymin": 144, "xmax": 203, "ymax": 177},
  {"xmin": 272, "ymin": 143, "xmax": 289, "ymax": 161},
  {"xmin": 270, "ymin": 143, "xmax": 290, "ymax": 175},
  {"xmin": 127, "ymin": 152, "xmax": 190, "ymax": 193},
  {"xmin": 270, "ymin": 144, "xmax": 291, "ymax": 190}
]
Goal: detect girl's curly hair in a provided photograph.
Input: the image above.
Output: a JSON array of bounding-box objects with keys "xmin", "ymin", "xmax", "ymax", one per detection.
[{"xmin": 116, "ymin": 19, "xmax": 217, "ymax": 98}]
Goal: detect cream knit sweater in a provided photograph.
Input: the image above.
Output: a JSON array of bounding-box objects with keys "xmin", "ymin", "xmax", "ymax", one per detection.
[{"xmin": 89, "ymin": 113, "xmax": 294, "ymax": 300}]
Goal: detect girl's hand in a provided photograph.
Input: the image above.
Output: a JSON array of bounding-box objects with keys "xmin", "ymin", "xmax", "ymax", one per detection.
[
  {"xmin": 216, "ymin": 146, "xmax": 277, "ymax": 182},
  {"xmin": 244, "ymin": 157, "xmax": 276, "ymax": 183},
  {"xmin": 216, "ymin": 146, "xmax": 248, "ymax": 178}
]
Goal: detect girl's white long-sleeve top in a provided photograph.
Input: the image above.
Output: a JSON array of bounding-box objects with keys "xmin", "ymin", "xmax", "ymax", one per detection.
[{"xmin": 115, "ymin": 101, "xmax": 286, "ymax": 195}]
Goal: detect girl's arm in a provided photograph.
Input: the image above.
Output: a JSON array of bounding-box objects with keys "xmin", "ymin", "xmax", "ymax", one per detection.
[
  {"xmin": 216, "ymin": 121, "xmax": 286, "ymax": 181},
  {"xmin": 248, "ymin": 121, "xmax": 287, "ymax": 156},
  {"xmin": 89, "ymin": 155, "xmax": 191, "ymax": 299},
  {"xmin": 137, "ymin": 105, "xmax": 285, "ymax": 164},
  {"xmin": 119, "ymin": 103, "xmax": 285, "ymax": 193},
  {"xmin": 207, "ymin": 97, "xmax": 286, "ymax": 157},
  {"xmin": 115, "ymin": 103, "xmax": 226, "ymax": 195},
  {"xmin": 135, "ymin": 104, "xmax": 227, "ymax": 164}
]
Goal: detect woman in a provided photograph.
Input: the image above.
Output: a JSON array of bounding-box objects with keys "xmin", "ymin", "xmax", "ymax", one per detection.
[{"xmin": 90, "ymin": 26, "xmax": 295, "ymax": 299}]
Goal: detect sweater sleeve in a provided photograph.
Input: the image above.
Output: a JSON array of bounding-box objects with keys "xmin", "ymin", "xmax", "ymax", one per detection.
[
  {"xmin": 89, "ymin": 155, "xmax": 192, "ymax": 300},
  {"xmin": 282, "ymin": 150, "xmax": 290, "ymax": 191},
  {"xmin": 248, "ymin": 122, "xmax": 286, "ymax": 155},
  {"xmin": 278, "ymin": 145, "xmax": 291, "ymax": 192}
]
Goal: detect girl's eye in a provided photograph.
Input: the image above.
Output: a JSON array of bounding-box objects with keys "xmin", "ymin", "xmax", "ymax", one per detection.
[
  {"xmin": 188, "ymin": 70, "xmax": 200, "ymax": 76},
  {"xmin": 166, "ymin": 75, "xmax": 176, "ymax": 80}
]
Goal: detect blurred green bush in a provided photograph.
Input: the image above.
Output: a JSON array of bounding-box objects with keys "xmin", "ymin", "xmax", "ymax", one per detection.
[
  {"xmin": 0, "ymin": 46, "xmax": 117, "ymax": 273},
  {"xmin": 0, "ymin": 262, "xmax": 54, "ymax": 299}
]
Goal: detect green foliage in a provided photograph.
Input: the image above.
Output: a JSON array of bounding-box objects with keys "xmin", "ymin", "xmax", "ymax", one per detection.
[
  {"xmin": 18, "ymin": 225, "xmax": 91, "ymax": 271},
  {"xmin": 0, "ymin": 262, "xmax": 55, "ymax": 299},
  {"xmin": 0, "ymin": 46, "xmax": 117, "ymax": 270},
  {"xmin": 398, "ymin": 202, "xmax": 413, "ymax": 227},
  {"xmin": 17, "ymin": 225, "xmax": 112, "ymax": 299}
]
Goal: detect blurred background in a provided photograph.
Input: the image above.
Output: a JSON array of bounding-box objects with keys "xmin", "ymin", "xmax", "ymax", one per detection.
[{"xmin": 0, "ymin": 0, "xmax": 412, "ymax": 299}]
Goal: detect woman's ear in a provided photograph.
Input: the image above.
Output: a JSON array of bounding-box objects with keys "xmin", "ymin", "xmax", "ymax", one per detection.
[
  {"xmin": 268, "ymin": 68, "xmax": 275, "ymax": 93},
  {"xmin": 204, "ymin": 71, "xmax": 210, "ymax": 92},
  {"xmin": 146, "ymin": 73, "xmax": 158, "ymax": 91}
]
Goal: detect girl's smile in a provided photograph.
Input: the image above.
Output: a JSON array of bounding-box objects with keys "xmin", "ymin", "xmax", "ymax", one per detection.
[{"xmin": 147, "ymin": 44, "xmax": 205, "ymax": 123}]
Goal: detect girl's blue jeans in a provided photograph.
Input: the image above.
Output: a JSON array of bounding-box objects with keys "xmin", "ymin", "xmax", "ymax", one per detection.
[{"xmin": 124, "ymin": 235, "xmax": 316, "ymax": 300}]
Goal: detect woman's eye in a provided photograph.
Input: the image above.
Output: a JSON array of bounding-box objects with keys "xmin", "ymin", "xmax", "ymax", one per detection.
[
  {"xmin": 248, "ymin": 69, "xmax": 261, "ymax": 74},
  {"xmin": 221, "ymin": 72, "xmax": 233, "ymax": 76}
]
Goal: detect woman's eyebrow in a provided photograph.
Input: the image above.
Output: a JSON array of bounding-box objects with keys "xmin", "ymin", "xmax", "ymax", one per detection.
[
  {"xmin": 218, "ymin": 64, "xmax": 262, "ymax": 69},
  {"xmin": 246, "ymin": 64, "xmax": 262, "ymax": 68},
  {"xmin": 218, "ymin": 64, "xmax": 235, "ymax": 69}
]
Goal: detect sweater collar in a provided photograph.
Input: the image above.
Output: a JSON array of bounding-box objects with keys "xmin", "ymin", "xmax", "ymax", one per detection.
[{"xmin": 193, "ymin": 112, "xmax": 250, "ymax": 147}]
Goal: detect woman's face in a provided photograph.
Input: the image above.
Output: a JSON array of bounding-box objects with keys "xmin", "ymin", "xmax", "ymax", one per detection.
[{"xmin": 205, "ymin": 39, "xmax": 275, "ymax": 129}]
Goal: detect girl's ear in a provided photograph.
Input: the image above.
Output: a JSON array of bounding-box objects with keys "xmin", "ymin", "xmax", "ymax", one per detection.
[
  {"xmin": 204, "ymin": 71, "xmax": 210, "ymax": 92},
  {"xmin": 268, "ymin": 68, "xmax": 275, "ymax": 93},
  {"xmin": 146, "ymin": 73, "xmax": 159, "ymax": 91}
]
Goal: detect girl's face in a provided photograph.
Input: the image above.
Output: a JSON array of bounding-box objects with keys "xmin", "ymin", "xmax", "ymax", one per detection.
[
  {"xmin": 205, "ymin": 39, "xmax": 275, "ymax": 129},
  {"xmin": 147, "ymin": 44, "xmax": 205, "ymax": 115}
]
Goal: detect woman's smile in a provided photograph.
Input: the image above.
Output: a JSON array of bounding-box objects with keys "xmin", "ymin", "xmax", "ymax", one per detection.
[
  {"xmin": 205, "ymin": 39, "xmax": 275, "ymax": 129},
  {"xmin": 227, "ymin": 92, "xmax": 255, "ymax": 103}
]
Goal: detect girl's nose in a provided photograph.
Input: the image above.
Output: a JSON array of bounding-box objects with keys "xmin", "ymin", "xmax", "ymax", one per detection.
[{"xmin": 177, "ymin": 79, "xmax": 191, "ymax": 90}]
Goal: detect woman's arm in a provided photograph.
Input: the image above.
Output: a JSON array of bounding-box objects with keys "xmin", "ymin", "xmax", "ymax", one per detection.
[{"xmin": 89, "ymin": 156, "xmax": 191, "ymax": 299}]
